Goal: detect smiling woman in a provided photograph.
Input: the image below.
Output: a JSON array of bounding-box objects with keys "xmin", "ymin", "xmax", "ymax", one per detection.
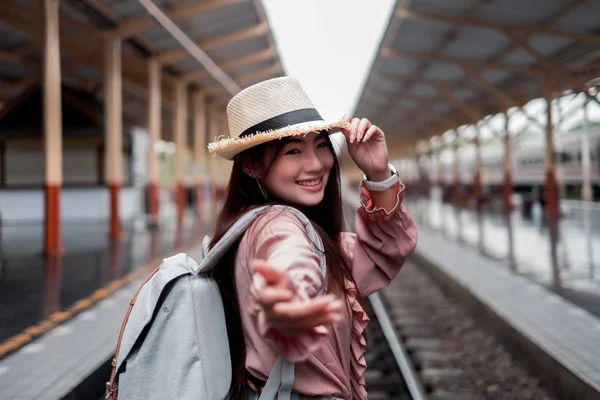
[
  {"xmin": 206, "ymin": 76, "xmax": 417, "ymax": 400},
  {"xmin": 260, "ymin": 132, "xmax": 334, "ymax": 205}
]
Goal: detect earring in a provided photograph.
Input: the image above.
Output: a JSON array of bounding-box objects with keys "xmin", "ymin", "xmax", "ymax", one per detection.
[{"xmin": 256, "ymin": 179, "xmax": 268, "ymax": 200}]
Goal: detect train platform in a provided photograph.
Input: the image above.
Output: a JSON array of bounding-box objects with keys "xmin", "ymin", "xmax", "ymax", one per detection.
[
  {"xmin": 408, "ymin": 189, "xmax": 600, "ymax": 318},
  {"xmin": 406, "ymin": 195, "xmax": 600, "ymax": 400},
  {"xmin": 0, "ymin": 204, "xmax": 213, "ymax": 399}
]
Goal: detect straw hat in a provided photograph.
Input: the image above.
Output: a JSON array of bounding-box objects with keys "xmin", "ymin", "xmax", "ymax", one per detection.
[{"xmin": 208, "ymin": 76, "xmax": 350, "ymax": 160}]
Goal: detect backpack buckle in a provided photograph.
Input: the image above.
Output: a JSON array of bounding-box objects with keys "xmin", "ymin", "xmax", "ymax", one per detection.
[{"xmin": 105, "ymin": 382, "xmax": 116, "ymax": 399}]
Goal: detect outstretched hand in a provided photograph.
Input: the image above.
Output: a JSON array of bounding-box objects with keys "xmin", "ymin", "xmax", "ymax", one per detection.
[
  {"xmin": 250, "ymin": 259, "xmax": 343, "ymax": 336},
  {"xmin": 341, "ymin": 114, "xmax": 390, "ymax": 181}
]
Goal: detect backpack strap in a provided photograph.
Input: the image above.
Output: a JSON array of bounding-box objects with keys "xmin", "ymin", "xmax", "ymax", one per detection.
[
  {"xmin": 105, "ymin": 266, "xmax": 161, "ymax": 400},
  {"xmin": 258, "ymin": 355, "xmax": 295, "ymax": 400},
  {"xmin": 198, "ymin": 205, "xmax": 327, "ymax": 285}
]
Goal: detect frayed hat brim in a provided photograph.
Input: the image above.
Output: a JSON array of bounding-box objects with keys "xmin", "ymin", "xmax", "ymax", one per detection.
[{"xmin": 207, "ymin": 118, "xmax": 351, "ymax": 160}]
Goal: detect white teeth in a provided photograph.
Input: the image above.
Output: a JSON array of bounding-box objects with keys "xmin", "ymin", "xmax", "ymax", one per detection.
[{"xmin": 297, "ymin": 178, "xmax": 321, "ymax": 186}]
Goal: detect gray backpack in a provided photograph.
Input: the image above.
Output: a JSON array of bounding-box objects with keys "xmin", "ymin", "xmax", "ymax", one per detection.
[{"xmin": 106, "ymin": 205, "xmax": 327, "ymax": 400}]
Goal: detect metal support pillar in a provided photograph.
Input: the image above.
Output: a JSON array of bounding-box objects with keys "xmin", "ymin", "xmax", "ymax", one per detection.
[
  {"xmin": 544, "ymin": 79, "xmax": 559, "ymax": 221},
  {"xmin": 582, "ymin": 99, "xmax": 592, "ymax": 201},
  {"xmin": 104, "ymin": 37, "xmax": 123, "ymax": 239},
  {"xmin": 453, "ymin": 137, "xmax": 461, "ymax": 206},
  {"xmin": 473, "ymin": 128, "xmax": 483, "ymax": 211},
  {"xmin": 43, "ymin": 0, "xmax": 63, "ymax": 256},
  {"xmin": 193, "ymin": 91, "xmax": 207, "ymax": 215},
  {"xmin": 147, "ymin": 58, "xmax": 161, "ymax": 225},
  {"xmin": 503, "ymin": 113, "xmax": 513, "ymax": 214},
  {"xmin": 174, "ymin": 81, "xmax": 188, "ymax": 223}
]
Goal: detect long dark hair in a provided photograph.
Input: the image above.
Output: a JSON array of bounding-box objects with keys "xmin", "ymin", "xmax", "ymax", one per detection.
[{"xmin": 209, "ymin": 133, "xmax": 365, "ymax": 399}]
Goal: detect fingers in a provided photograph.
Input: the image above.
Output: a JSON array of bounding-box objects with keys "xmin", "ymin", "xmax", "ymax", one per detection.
[
  {"xmin": 255, "ymin": 286, "xmax": 294, "ymax": 308},
  {"xmin": 363, "ymin": 124, "xmax": 380, "ymax": 143},
  {"xmin": 356, "ymin": 118, "xmax": 371, "ymax": 143},
  {"xmin": 272, "ymin": 296, "xmax": 342, "ymax": 322},
  {"xmin": 250, "ymin": 260, "xmax": 294, "ymax": 291},
  {"xmin": 343, "ymin": 117, "xmax": 375, "ymax": 144},
  {"xmin": 349, "ymin": 118, "xmax": 360, "ymax": 143},
  {"xmin": 268, "ymin": 295, "xmax": 343, "ymax": 332},
  {"xmin": 340, "ymin": 113, "xmax": 353, "ymax": 136}
]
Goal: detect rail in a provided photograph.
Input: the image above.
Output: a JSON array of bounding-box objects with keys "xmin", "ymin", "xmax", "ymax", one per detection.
[{"xmin": 342, "ymin": 186, "xmax": 428, "ymax": 400}]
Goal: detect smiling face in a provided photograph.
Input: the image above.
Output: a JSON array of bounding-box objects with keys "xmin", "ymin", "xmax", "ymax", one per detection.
[{"xmin": 262, "ymin": 131, "xmax": 335, "ymax": 207}]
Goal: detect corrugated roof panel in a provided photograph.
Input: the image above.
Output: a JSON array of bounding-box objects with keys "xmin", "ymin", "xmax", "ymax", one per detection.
[
  {"xmin": 180, "ymin": 2, "xmax": 258, "ymax": 39},
  {"xmin": 148, "ymin": 31, "xmax": 182, "ymax": 53},
  {"xmin": 233, "ymin": 58, "xmax": 274, "ymax": 77},
  {"xmin": 481, "ymin": 69, "xmax": 512, "ymax": 85},
  {"xmin": 210, "ymin": 35, "xmax": 269, "ymax": 61},
  {"xmin": 501, "ymin": 48, "xmax": 537, "ymax": 65},
  {"xmin": 379, "ymin": 57, "xmax": 420, "ymax": 76},
  {"xmin": 528, "ymin": 35, "xmax": 576, "ymax": 57},
  {"xmin": 477, "ymin": 0, "xmax": 571, "ymax": 24},
  {"xmin": 410, "ymin": 83, "xmax": 437, "ymax": 98},
  {"xmin": 411, "ymin": 0, "xmax": 474, "ymax": 15},
  {"xmin": 371, "ymin": 76, "xmax": 404, "ymax": 94},
  {"xmin": 553, "ymin": 1, "xmax": 600, "ymax": 31},
  {"xmin": 454, "ymin": 88, "xmax": 477, "ymax": 101},
  {"xmin": 399, "ymin": 99, "xmax": 420, "ymax": 110},
  {"xmin": 176, "ymin": 57, "xmax": 209, "ymax": 74},
  {"xmin": 100, "ymin": 0, "xmax": 147, "ymax": 20},
  {"xmin": 392, "ymin": 19, "xmax": 453, "ymax": 52},
  {"xmin": 420, "ymin": 62, "xmax": 464, "ymax": 81},
  {"xmin": 443, "ymin": 26, "xmax": 509, "ymax": 59}
]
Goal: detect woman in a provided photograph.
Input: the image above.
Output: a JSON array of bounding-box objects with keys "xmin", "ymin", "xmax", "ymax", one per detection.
[{"xmin": 207, "ymin": 77, "xmax": 417, "ymax": 400}]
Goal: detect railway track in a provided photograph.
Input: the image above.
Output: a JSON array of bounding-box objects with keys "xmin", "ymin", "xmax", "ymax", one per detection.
[{"xmin": 344, "ymin": 192, "xmax": 483, "ymax": 400}]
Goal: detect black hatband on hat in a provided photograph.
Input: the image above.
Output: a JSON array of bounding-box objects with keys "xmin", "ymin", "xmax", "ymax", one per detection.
[{"xmin": 240, "ymin": 108, "xmax": 323, "ymax": 138}]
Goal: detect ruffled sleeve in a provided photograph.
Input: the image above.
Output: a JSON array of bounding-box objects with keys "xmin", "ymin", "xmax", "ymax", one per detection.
[
  {"xmin": 246, "ymin": 210, "xmax": 328, "ymax": 362},
  {"xmin": 343, "ymin": 181, "xmax": 418, "ymax": 399},
  {"xmin": 345, "ymin": 181, "xmax": 418, "ymax": 297},
  {"xmin": 347, "ymin": 283, "xmax": 370, "ymax": 399}
]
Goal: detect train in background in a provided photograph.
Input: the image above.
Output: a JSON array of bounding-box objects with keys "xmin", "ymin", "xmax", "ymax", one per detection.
[{"xmin": 425, "ymin": 127, "xmax": 600, "ymax": 203}]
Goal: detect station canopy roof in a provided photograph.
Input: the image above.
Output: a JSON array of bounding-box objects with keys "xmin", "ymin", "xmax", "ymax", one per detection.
[
  {"xmin": 0, "ymin": 0, "xmax": 284, "ymax": 132},
  {"xmin": 353, "ymin": 0, "xmax": 600, "ymax": 155}
]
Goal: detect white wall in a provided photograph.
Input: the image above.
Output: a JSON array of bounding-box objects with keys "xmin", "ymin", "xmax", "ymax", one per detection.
[{"xmin": 0, "ymin": 187, "xmax": 143, "ymax": 223}]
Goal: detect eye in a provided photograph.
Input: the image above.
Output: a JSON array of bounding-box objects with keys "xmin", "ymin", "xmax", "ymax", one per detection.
[
  {"xmin": 284, "ymin": 148, "xmax": 301, "ymax": 155},
  {"xmin": 317, "ymin": 141, "xmax": 329, "ymax": 148}
]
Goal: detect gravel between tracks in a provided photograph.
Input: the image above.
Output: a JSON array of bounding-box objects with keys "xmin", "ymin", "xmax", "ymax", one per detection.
[{"xmin": 382, "ymin": 259, "xmax": 559, "ymax": 400}]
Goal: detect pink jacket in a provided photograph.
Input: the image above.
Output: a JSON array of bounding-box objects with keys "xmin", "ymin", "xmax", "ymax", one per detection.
[{"xmin": 234, "ymin": 182, "xmax": 418, "ymax": 399}]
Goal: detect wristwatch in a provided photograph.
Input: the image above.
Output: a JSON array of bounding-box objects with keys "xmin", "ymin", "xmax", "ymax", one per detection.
[
  {"xmin": 362, "ymin": 163, "xmax": 400, "ymax": 192},
  {"xmin": 363, "ymin": 163, "xmax": 398, "ymax": 181}
]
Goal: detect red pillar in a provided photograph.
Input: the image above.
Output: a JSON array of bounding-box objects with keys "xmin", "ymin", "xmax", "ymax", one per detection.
[
  {"xmin": 453, "ymin": 140, "xmax": 461, "ymax": 206},
  {"xmin": 44, "ymin": 185, "xmax": 62, "ymax": 255},
  {"xmin": 174, "ymin": 81, "xmax": 188, "ymax": 223},
  {"xmin": 148, "ymin": 183, "xmax": 160, "ymax": 218},
  {"xmin": 147, "ymin": 58, "xmax": 161, "ymax": 225},
  {"xmin": 176, "ymin": 183, "xmax": 186, "ymax": 222},
  {"xmin": 544, "ymin": 80, "xmax": 559, "ymax": 221},
  {"xmin": 503, "ymin": 117, "xmax": 513, "ymax": 214},
  {"xmin": 43, "ymin": 0, "xmax": 62, "ymax": 256},
  {"xmin": 104, "ymin": 37, "xmax": 123, "ymax": 238},
  {"xmin": 108, "ymin": 183, "xmax": 121, "ymax": 238},
  {"xmin": 473, "ymin": 135, "xmax": 483, "ymax": 211}
]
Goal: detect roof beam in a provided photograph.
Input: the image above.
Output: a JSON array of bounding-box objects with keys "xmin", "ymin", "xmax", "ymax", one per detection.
[
  {"xmin": 203, "ymin": 63, "xmax": 283, "ymax": 96},
  {"xmin": 501, "ymin": 28, "xmax": 600, "ymax": 107},
  {"xmin": 380, "ymin": 47, "xmax": 546, "ymax": 75},
  {"xmin": 396, "ymin": 8, "xmax": 600, "ymax": 44},
  {"xmin": 157, "ymin": 22, "xmax": 269, "ymax": 65},
  {"xmin": 79, "ymin": 0, "xmax": 159, "ymax": 54},
  {"xmin": 136, "ymin": 0, "xmax": 240, "ymax": 96},
  {"xmin": 104, "ymin": 0, "xmax": 246, "ymax": 39},
  {"xmin": 183, "ymin": 46, "xmax": 276, "ymax": 83}
]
